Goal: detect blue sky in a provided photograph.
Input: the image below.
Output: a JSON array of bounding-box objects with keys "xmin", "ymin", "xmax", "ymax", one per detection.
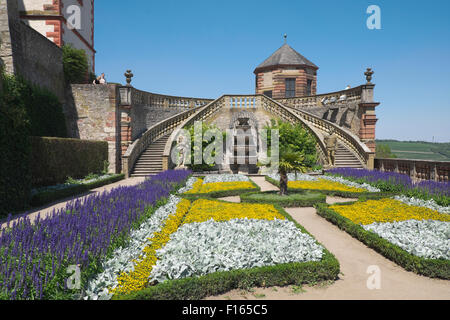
[{"xmin": 94, "ymin": 0, "xmax": 450, "ymax": 142}]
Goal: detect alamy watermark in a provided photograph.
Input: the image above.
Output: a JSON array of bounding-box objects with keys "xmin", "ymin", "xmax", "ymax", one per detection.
[
  {"xmin": 66, "ymin": 265, "xmax": 81, "ymax": 290},
  {"xmin": 67, "ymin": 5, "xmax": 82, "ymax": 30},
  {"xmin": 170, "ymin": 121, "xmax": 280, "ymax": 170},
  {"xmin": 366, "ymin": 265, "xmax": 381, "ymax": 290},
  {"xmin": 366, "ymin": 5, "xmax": 382, "ymax": 30}
]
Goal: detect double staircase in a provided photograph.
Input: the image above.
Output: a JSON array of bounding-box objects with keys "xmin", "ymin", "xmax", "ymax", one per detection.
[
  {"xmin": 130, "ymin": 135, "xmax": 170, "ymax": 177},
  {"xmin": 334, "ymin": 143, "xmax": 364, "ymax": 168}
]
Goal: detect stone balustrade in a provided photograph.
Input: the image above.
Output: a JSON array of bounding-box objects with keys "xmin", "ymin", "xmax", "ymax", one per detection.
[
  {"xmin": 260, "ymin": 96, "xmax": 329, "ymax": 165},
  {"xmin": 276, "ymin": 85, "xmax": 363, "ymax": 109},
  {"xmin": 159, "ymin": 94, "xmax": 375, "ymax": 171},
  {"xmin": 375, "ymin": 158, "xmax": 450, "ymax": 182},
  {"xmin": 119, "ymin": 86, "xmax": 213, "ymax": 108},
  {"xmin": 122, "ymin": 107, "xmax": 200, "ymax": 177},
  {"xmin": 287, "ymin": 106, "xmax": 374, "ymax": 168},
  {"xmin": 162, "ymin": 96, "xmax": 226, "ymax": 170}
]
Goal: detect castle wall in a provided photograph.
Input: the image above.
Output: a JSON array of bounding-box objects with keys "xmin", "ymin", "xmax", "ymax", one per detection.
[
  {"xmin": 64, "ymin": 84, "xmax": 121, "ymax": 173},
  {"xmin": 19, "ymin": 0, "xmax": 95, "ymax": 71},
  {"xmin": 0, "ymin": 0, "xmax": 65, "ymax": 102}
]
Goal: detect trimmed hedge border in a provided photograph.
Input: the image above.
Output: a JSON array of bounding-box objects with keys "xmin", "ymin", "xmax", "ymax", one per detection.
[
  {"xmin": 264, "ymin": 176, "xmax": 395, "ymax": 199},
  {"xmin": 112, "ymin": 203, "xmax": 340, "ymax": 300},
  {"xmin": 240, "ymin": 191, "xmax": 326, "ymax": 207},
  {"xmin": 315, "ymin": 203, "xmax": 450, "ymax": 279},
  {"xmin": 180, "ymin": 179, "xmax": 261, "ymax": 200},
  {"xmin": 31, "ymin": 174, "xmax": 125, "ymax": 207},
  {"xmin": 31, "ymin": 137, "xmax": 108, "ymax": 187}
]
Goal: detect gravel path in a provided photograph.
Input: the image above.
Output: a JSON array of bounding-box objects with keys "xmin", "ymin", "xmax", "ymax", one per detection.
[
  {"xmin": 1, "ymin": 177, "xmax": 145, "ymax": 230},
  {"xmin": 206, "ymin": 177, "xmax": 450, "ymax": 300}
]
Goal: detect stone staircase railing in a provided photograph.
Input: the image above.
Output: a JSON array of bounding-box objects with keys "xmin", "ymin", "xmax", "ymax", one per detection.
[
  {"xmin": 162, "ymin": 96, "xmax": 226, "ymax": 170},
  {"xmin": 159, "ymin": 94, "xmax": 374, "ymax": 171},
  {"xmin": 286, "ymin": 106, "xmax": 374, "ymax": 168},
  {"xmin": 122, "ymin": 107, "xmax": 201, "ymax": 177},
  {"xmin": 260, "ymin": 96, "xmax": 329, "ymax": 164},
  {"xmin": 276, "ymin": 85, "xmax": 363, "ymax": 109}
]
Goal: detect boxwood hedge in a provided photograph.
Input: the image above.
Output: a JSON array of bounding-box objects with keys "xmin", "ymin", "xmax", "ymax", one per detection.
[
  {"xmin": 265, "ymin": 175, "xmax": 395, "ymax": 200},
  {"xmin": 31, "ymin": 174, "xmax": 125, "ymax": 207},
  {"xmin": 315, "ymin": 203, "xmax": 450, "ymax": 279},
  {"xmin": 240, "ymin": 191, "xmax": 326, "ymax": 207}
]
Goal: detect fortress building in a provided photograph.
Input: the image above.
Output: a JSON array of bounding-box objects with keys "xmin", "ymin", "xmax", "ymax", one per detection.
[
  {"xmin": 19, "ymin": 0, "xmax": 95, "ymax": 72},
  {"xmin": 254, "ymin": 43, "xmax": 318, "ymax": 99}
]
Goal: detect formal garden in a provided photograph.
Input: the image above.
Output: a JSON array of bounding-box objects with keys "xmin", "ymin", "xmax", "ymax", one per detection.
[{"xmin": 0, "ymin": 114, "xmax": 449, "ymax": 300}]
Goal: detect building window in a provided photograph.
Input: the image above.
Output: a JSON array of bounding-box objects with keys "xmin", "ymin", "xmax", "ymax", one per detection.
[
  {"xmin": 263, "ymin": 91, "xmax": 272, "ymax": 98},
  {"xmin": 306, "ymin": 79, "xmax": 312, "ymax": 96},
  {"xmin": 285, "ymin": 78, "xmax": 296, "ymax": 98}
]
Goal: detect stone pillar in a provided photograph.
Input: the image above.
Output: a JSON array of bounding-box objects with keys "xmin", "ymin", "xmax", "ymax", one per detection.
[
  {"xmin": 359, "ymin": 84, "xmax": 380, "ymax": 153},
  {"xmin": 120, "ymin": 106, "xmax": 132, "ymax": 156}
]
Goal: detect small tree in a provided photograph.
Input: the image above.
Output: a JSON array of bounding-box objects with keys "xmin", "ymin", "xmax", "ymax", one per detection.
[
  {"xmin": 376, "ymin": 143, "xmax": 397, "ymax": 159},
  {"xmin": 263, "ymin": 119, "xmax": 318, "ymax": 195},
  {"xmin": 278, "ymin": 147, "xmax": 308, "ymax": 195},
  {"xmin": 62, "ymin": 44, "xmax": 89, "ymax": 84}
]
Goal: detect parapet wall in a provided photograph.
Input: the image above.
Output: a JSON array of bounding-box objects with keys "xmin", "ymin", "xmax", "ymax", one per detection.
[
  {"xmin": 375, "ymin": 158, "xmax": 450, "ymax": 183},
  {"xmin": 276, "ymin": 86, "xmax": 364, "ymax": 137}
]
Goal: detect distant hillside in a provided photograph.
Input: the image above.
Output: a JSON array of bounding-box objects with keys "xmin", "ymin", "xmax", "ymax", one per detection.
[{"xmin": 376, "ymin": 140, "xmax": 450, "ymax": 161}]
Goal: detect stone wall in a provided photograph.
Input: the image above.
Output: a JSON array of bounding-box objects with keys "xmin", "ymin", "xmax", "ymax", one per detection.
[
  {"xmin": 64, "ymin": 84, "xmax": 121, "ymax": 173},
  {"xmin": 277, "ymin": 86, "xmax": 366, "ymax": 138},
  {"xmin": 65, "ymin": 84, "xmax": 212, "ymax": 174},
  {"xmin": 375, "ymin": 158, "xmax": 450, "ymax": 183},
  {"xmin": 0, "ymin": 0, "xmax": 65, "ymax": 101}
]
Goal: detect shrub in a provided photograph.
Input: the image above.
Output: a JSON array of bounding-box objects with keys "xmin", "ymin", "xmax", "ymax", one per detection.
[
  {"xmin": 30, "ymin": 174, "xmax": 125, "ymax": 207},
  {"xmin": 240, "ymin": 191, "xmax": 326, "ymax": 207},
  {"xmin": 62, "ymin": 44, "xmax": 89, "ymax": 84},
  {"xmin": 0, "ymin": 72, "xmax": 32, "ymax": 216},
  {"xmin": 30, "ymin": 137, "xmax": 108, "ymax": 187}
]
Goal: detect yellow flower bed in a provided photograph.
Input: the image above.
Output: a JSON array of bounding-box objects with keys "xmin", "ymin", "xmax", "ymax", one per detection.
[
  {"xmin": 185, "ymin": 180, "xmax": 257, "ymax": 194},
  {"xmin": 185, "ymin": 178, "xmax": 203, "ymax": 194},
  {"xmin": 110, "ymin": 199, "xmax": 191, "ymax": 296},
  {"xmin": 184, "ymin": 199, "xmax": 285, "ymax": 224},
  {"xmin": 288, "ymin": 179, "xmax": 366, "ymax": 193},
  {"xmin": 330, "ymin": 198, "xmax": 450, "ymax": 225}
]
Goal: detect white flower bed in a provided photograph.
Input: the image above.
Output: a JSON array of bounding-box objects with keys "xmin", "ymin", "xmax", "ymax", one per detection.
[
  {"xmin": 321, "ymin": 175, "xmax": 381, "ymax": 192},
  {"xmin": 267, "ymin": 173, "xmax": 380, "ymax": 192},
  {"xmin": 268, "ymin": 172, "xmax": 318, "ymax": 182},
  {"xmin": 203, "ymin": 174, "xmax": 249, "ymax": 184},
  {"xmin": 363, "ymin": 220, "xmax": 450, "ymax": 260},
  {"xmin": 393, "ymin": 195, "xmax": 450, "ymax": 214},
  {"xmin": 150, "ymin": 218, "xmax": 324, "ymax": 283},
  {"xmin": 177, "ymin": 177, "xmax": 198, "ymax": 194},
  {"xmin": 83, "ymin": 195, "xmax": 182, "ymax": 300}
]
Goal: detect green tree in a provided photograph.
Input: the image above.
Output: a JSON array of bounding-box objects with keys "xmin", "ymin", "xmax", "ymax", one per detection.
[
  {"xmin": 263, "ymin": 120, "xmax": 317, "ymax": 195},
  {"xmin": 376, "ymin": 143, "xmax": 397, "ymax": 159},
  {"xmin": 278, "ymin": 147, "xmax": 308, "ymax": 195},
  {"xmin": 62, "ymin": 44, "xmax": 89, "ymax": 84}
]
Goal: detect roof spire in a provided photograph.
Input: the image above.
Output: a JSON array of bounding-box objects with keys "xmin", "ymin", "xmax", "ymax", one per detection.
[{"xmin": 283, "ymin": 34, "xmax": 287, "ymax": 44}]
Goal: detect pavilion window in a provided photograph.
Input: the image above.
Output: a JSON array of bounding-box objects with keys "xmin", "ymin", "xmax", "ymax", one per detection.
[
  {"xmin": 285, "ymin": 78, "xmax": 296, "ymax": 98},
  {"xmin": 306, "ymin": 79, "xmax": 312, "ymax": 96}
]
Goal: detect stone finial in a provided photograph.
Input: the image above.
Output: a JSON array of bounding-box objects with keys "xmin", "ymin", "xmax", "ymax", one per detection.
[
  {"xmin": 364, "ymin": 68, "xmax": 374, "ymax": 84},
  {"xmin": 283, "ymin": 34, "xmax": 287, "ymax": 43},
  {"xmin": 124, "ymin": 70, "xmax": 134, "ymax": 86}
]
